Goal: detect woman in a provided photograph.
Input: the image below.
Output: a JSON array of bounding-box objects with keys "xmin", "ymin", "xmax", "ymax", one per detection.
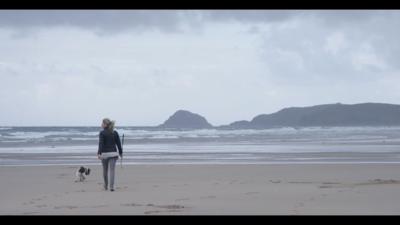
[{"xmin": 98, "ymin": 118, "xmax": 123, "ymax": 191}]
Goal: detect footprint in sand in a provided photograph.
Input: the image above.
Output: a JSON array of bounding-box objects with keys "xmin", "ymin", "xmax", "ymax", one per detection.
[
  {"xmin": 156, "ymin": 204, "xmax": 185, "ymax": 209},
  {"xmin": 200, "ymin": 195, "xmax": 216, "ymax": 199},
  {"xmin": 115, "ymin": 186, "xmax": 128, "ymax": 190},
  {"xmin": 175, "ymin": 198, "xmax": 190, "ymax": 202},
  {"xmin": 22, "ymin": 211, "xmax": 39, "ymax": 215},
  {"xmin": 53, "ymin": 193, "xmax": 63, "ymax": 198},
  {"xmin": 288, "ymin": 181, "xmax": 314, "ymax": 184},
  {"xmin": 121, "ymin": 203, "xmax": 143, "ymax": 207},
  {"xmin": 294, "ymin": 202, "xmax": 305, "ymax": 209},
  {"xmin": 322, "ymin": 182, "xmax": 341, "ymax": 185},
  {"xmin": 318, "ymin": 182, "xmax": 343, "ymax": 189},
  {"xmin": 23, "ymin": 201, "xmax": 35, "ymax": 205},
  {"xmin": 144, "ymin": 209, "xmax": 182, "ymax": 214},
  {"xmin": 245, "ymin": 191, "xmax": 259, "ymax": 195},
  {"xmin": 144, "ymin": 210, "xmax": 162, "ymax": 215},
  {"xmin": 292, "ymin": 202, "xmax": 305, "ymax": 214},
  {"xmin": 357, "ymin": 179, "xmax": 400, "ymax": 185},
  {"xmin": 269, "ymin": 179, "xmax": 281, "ymax": 184},
  {"xmin": 57, "ymin": 173, "xmax": 69, "ymax": 178},
  {"xmin": 145, "ymin": 203, "xmax": 185, "ymax": 210},
  {"xmin": 319, "ymin": 185, "xmax": 334, "ymax": 189},
  {"xmin": 92, "ymin": 205, "xmax": 108, "ymax": 208},
  {"xmin": 54, "ymin": 205, "xmax": 78, "ymax": 210}
]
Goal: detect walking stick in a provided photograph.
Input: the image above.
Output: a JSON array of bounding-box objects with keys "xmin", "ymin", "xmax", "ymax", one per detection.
[{"xmin": 121, "ymin": 134, "xmax": 124, "ymax": 169}]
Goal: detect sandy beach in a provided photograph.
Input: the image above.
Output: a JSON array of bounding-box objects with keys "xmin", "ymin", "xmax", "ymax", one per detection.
[{"xmin": 1, "ymin": 163, "xmax": 400, "ymax": 215}]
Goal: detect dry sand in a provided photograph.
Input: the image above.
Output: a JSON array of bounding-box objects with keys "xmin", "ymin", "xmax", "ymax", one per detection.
[{"xmin": 1, "ymin": 163, "xmax": 400, "ymax": 215}]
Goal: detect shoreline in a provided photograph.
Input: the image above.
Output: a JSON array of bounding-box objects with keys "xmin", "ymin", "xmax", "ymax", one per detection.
[{"xmin": 3, "ymin": 161, "xmax": 400, "ymax": 167}]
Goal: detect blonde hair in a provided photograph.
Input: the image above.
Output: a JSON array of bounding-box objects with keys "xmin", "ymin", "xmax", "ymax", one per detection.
[{"xmin": 102, "ymin": 118, "xmax": 115, "ymax": 132}]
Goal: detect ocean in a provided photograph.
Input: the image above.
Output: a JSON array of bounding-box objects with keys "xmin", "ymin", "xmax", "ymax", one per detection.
[{"xmin": 1, "ymin": 126, "xmax": 400, "ymax": 166}]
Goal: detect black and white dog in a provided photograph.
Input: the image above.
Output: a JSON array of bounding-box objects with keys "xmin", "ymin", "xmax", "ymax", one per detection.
[{"xmin": 75, "ymin": 166, "xmax": 91, "ymax": 182}]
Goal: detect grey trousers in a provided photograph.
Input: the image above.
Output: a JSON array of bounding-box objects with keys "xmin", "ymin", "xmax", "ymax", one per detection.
[{"xmin": 101, "ymin": 156, "xmax": 117, "ymax": 189}]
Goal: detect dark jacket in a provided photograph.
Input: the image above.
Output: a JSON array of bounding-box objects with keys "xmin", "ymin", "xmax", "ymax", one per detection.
[{"xmin": 98, "ymin": 129, "xmax": 123, "ymax": 156}]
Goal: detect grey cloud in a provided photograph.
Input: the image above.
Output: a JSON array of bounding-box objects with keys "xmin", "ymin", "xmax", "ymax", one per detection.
[
  {"xmin": 191, "ymin": 10, "xmax": 388, "ymax": 31},
  {"xmin": 256, "ymin": 13, "xmax": 400, "ymax": 86},
  {"xmin": 0, "ymin": 10, "xmax": 388, "ymax": 34},
  {"xmin": 202, "ymin": 10, "xmax": 300, "ymax": 23},
  {"xmin": 0, "ymin": 10, "xmax": 185, "ymax": 33},
  {"xmin": 0, "ymin": 10, "xmax": 296, "ymax": 29},
  {"xmin": 202, "ymin": 10, "xmax": 385, "ymax": 25},
  {"xmin": 309, "ymin": 10, "xmax": 388, "ymax": 26}
]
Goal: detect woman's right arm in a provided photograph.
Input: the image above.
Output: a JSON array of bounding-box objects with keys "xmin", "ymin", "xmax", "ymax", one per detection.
[
  {"xmin": 114, "ymin": 131, "xmax": 123, "ymax": 157},
  {"xmin": 98, "ymin": 131, "xmax": 104, "ymax": 157}
]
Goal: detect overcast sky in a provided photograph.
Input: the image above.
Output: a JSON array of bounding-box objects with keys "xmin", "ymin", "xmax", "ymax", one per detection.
[{"xmin": 1, "ymin": 10, "xmax": 400, "ymax": 126}]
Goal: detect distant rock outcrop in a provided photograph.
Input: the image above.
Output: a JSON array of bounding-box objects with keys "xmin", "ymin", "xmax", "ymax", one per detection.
[
  {"xmin": 227, "ymin": 120, "xmax": 251, "ymax": 129},
  {"xmin": 228, "ymin": 103, "xmax": 400, "ymax": 128},
  {"xmin": 159, "ymin": 110, "xmax": 213, "ymax": 129}
]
